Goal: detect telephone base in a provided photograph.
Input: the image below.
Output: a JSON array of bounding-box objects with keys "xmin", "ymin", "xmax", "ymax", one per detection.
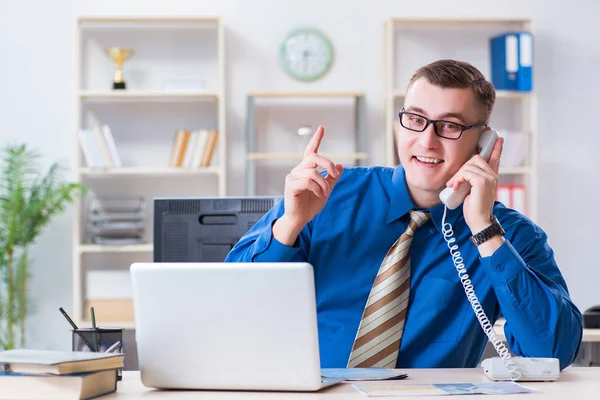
[{"xmin": 481, "ymin": 357, "xmax": 560, "ymax": 381}]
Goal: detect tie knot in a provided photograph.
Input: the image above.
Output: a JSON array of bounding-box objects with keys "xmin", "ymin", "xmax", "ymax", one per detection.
[{"xmin": 409, "ymin": 210, "xmax": 431, "ymax": 230}]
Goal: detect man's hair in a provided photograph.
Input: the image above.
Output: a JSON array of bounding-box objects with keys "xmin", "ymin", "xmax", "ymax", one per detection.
[{"xmin": 407, "ymin": 59, "xmax": 496, "ymax": 122}]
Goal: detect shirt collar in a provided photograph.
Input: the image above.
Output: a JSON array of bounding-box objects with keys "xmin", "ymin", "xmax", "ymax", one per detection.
[{"xmin": 387, "ymin": 164, "xmax": 463, "ymax": 232}]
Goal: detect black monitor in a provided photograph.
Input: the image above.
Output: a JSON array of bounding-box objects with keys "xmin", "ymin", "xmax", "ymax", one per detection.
[{"xmin": 153, "ymin": 196, "xmax": 281, "ymax": 262}]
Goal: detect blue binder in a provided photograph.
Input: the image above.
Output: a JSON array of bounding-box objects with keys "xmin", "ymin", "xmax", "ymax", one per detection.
[
  {"xmin": 490, "ymin": 32, "xmax": 533, "ymax": 92},
  {"xmin": 516, "ymin": 32, "xmax": 533, "ymax": 91}
]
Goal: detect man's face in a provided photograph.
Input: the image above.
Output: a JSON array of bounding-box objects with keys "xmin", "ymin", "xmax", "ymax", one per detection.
[{"xmin": 397, "ymin": 78, "xmax": 485, "ymax": 201}]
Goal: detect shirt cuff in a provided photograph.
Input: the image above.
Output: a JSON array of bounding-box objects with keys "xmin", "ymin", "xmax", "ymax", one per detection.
[
  {"xmin": 251, "ymin": 219, "xmax": 301, "ymax": 262},
  {"xmin": 480, "ymin": 239, "xmax": 526, "ymax": 286}
]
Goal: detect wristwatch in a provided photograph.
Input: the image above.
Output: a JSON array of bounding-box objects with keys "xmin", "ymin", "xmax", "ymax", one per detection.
[{"xmin": 470, "ymin": 216, "xmax": 505, "ymax": 246}]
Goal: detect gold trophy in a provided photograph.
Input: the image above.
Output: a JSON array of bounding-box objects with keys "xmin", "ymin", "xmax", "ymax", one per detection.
[{"xmin": 104, "ymin": 47, "xmax": 135, "ymax": 90}]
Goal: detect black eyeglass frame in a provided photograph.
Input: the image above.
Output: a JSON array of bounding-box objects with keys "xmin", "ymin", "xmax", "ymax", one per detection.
[{"xmin": 398, "ymin": 108, "xmax": 488, "ymax": 140}]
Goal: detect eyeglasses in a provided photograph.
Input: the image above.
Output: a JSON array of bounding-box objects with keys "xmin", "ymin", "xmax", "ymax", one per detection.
[{"xmin": 398, "ymin": 109, "xmax": 487, "ymax": 140}]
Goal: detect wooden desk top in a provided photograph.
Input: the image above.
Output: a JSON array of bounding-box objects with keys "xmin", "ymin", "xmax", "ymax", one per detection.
[{"xmin": 106, "ymin": 367, "xmax": 600, "ymax": 399}]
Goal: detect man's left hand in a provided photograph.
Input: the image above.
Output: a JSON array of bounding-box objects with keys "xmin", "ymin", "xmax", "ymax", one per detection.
[{"xmin": 446, "ymin": 136, "xmax": 504, "ymax": 236}]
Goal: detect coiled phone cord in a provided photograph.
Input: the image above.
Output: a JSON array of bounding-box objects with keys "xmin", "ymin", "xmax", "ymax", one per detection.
[{"xmin": 441, "ymin": 205, "xmax": 522, "ymax": 381}]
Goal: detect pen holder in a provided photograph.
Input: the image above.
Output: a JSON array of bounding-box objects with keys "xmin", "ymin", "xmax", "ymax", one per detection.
[{"xmin": 72, "ymin": 327, "xmax": 124, "ymax": 381}]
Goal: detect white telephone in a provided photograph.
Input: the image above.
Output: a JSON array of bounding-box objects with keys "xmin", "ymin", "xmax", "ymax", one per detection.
[
  {"xmin": 436, "ymin": 129, "xmax": 560, "ymax": 381},
  {"xmin": 439, "ymin": 129, "xmax": 499, "ymax": 209}
]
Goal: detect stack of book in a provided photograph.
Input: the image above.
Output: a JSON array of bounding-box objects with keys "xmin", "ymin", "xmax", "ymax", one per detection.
[
  {"xmin": 78, "ymin": 125, "xmax": 121, "ymax": 169},
  {"xmin": 0, "ymin": 349, "xmax": 125, "ymax": 399},
  {"xmin": 85, "ymin": 196, "xmax": 147, "ymax": 245},
  {"xmin": 496, "ymin": 184, "xmax": 527, "ymax": 215},
  {"xmin": 169, "ymin": 129, "xmax": 219, "ymax": 168},
  {"xmin": 497, "ymin": 129, "xmax": 530, "ymax": 168}
]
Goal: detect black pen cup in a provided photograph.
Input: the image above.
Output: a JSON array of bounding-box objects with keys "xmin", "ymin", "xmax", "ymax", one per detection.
[{"xmin": 72, "ymin": 327, "xmax": 124, "ymax": 381}]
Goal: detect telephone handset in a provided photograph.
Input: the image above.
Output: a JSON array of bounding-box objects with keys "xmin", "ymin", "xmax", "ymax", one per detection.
[
  {"xmin": 436, "ymin": 128, "xmax": 561, "ymax": 381},
  {"xmin": 439, "ymin": 129, "xmax": 500, "ymax": 209}
]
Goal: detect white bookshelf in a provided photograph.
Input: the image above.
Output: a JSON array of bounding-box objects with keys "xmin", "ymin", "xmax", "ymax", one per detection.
[
  {"xmin": 383, "ymin": 17, "xmax": 537, "ymax": 222},
  {"xmin": 73, "ymin": 16, "xmax": 227, "ymax": 329},
  {"xmin": 245, "ymin": 91, "xmax": 367, "ymax": 195}
]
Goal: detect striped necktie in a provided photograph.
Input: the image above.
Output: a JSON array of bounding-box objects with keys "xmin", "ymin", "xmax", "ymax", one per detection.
[{"xmin": 347, "ymin": 210, "xmax": 431, "ymax": 368}]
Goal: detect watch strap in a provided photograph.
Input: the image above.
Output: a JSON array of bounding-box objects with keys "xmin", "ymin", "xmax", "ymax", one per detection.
[{"xmin": 470, "ymin": 216, "xmax": 505, "ymax": 246}]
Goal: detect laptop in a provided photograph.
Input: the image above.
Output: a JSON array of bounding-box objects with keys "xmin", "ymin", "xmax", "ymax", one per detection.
[{"xmin": 130, "ymin": 262, "xmax": 344, "ymax": 391}]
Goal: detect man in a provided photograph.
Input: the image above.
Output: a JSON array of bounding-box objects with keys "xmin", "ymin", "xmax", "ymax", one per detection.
[{"xmin": 225, "ymin": 59, "xmax": 583, "ymax": 370}]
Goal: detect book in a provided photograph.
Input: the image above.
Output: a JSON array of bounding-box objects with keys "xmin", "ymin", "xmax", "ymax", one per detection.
[
  {"xmin": 0, "ymin": 369, "xmax": 117, "ymax": 400},
  {"xmin": 0, "ymin": 349, "xmax": 124, "ymax": 375},
  {"xmin": 321, "ymin": 368, "xmax": 408, "ymax": 381},
  {"xmin": 92, "ymin": 127, "xmax": 113, "ymax": 168},
  {"xmin": 100, "ymin": 125, "xmax": 122, "ymax": 168},
  {"xmin": 78, "ymin": 129, "xmax": 105, "ymax": 168},
  {"xmin": 169, "ymin": 130, "xmax": 187, "ymax": 167},
  {"xmin": 200, "ymin": 130, "xmax": 219, "ymax": 167},
  {"xmin": 353, "ymin": 381, "xmax": 533, "ymax": 397}
]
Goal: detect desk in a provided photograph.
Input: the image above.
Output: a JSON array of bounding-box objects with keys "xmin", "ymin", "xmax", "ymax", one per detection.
[{"xmin": 107, "ymin": 368, "xmax": 600, "ymax": 399}]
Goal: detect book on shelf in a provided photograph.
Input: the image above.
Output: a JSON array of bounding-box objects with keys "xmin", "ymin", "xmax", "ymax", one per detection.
[
  {"xmin": 78, "ymin": 125, "xmax": 121, "ymax": 169},
  {"xmin": 497, "ymin": 184, "xmax": 526, "ymax": 215},
  {"xmin": 79, "ymin": 126, "xmax": 219, "ymax": 170},
  {"xmin": 497, "ymin": 129, "xmax": 529, "ymax": 168},
  {"xmin": 169, "ymin": 128, "xmax": 219, "ymax": 168},
  {"xmin": 84, "ymin": 299, "xmax": 135, "ymax": 324}
]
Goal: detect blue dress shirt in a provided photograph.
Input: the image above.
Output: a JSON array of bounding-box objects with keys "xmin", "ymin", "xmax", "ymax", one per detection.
[{"xmin": 225, "ymin": 165, "xmax": 583, "ymax": 370}]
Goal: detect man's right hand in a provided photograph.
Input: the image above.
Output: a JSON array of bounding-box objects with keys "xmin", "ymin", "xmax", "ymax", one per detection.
[{"xmin": 273, "ymin": 126, "xmax": 344, "ymax": 246}]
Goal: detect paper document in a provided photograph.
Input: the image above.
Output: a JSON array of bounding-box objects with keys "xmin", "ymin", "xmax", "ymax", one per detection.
[
  {"xmin": 353, "ymin": 382, "xmax": 534, "ymax": 396},
  {"xmin": 321, "ymin": 368, "xmax": 407, "ymax": 381}
]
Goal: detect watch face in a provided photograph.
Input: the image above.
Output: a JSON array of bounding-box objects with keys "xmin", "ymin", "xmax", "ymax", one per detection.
[{"xmin": 279, "ymin": 28, "xmax": 333, "ymax": 81}]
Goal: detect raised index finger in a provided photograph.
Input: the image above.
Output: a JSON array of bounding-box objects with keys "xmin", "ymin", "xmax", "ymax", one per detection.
[{"xmin": 303, "ymin": 126, "xmax": 324, "ymax": 158}]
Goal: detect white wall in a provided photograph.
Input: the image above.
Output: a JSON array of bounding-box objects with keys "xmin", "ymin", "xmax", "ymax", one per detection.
[{"xmin": 0, "ymin": 0, "xmax": 598, "ymax": 350}]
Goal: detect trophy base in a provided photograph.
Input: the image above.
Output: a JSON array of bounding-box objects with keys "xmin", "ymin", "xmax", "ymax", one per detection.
[{"xmin": 112, "ymin": 81, "xmax": 126, "ymax": 90}]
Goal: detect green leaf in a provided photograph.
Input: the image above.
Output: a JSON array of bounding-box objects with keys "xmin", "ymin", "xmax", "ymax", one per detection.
[{"xmin": 0, "ymin": 142, "xmax": 85, "ymax": 349}]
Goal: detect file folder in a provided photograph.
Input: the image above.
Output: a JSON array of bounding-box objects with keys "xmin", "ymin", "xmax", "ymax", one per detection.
[
  {"xmin": 517, "ymin": 32, "xmax": 533, "ymax": 91},
  {"xmin": 490, "ymin": 33, "xmax": 518, "ymax": 91},
  {"xmin": 490, "ymin": 32, "xmax": 533, "ymax": 92}
]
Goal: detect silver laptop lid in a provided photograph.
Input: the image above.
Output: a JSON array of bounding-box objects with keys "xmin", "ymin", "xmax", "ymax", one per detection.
[{"xmin": 130, "ymin": 262, "xmax": 323, "ymax": 391}]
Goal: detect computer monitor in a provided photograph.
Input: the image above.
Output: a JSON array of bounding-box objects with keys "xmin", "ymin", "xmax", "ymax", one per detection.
[{"xmin": 153, "ymin": 196, "xmax": 281, "ymax": 262}]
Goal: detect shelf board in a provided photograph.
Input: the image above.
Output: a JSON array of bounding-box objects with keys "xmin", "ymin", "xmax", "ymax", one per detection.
[
  {"xmin": 392, "ymin": 90, "xmax": 530, "ymax": 100},
  {"xmin": 496, "ymin": 91, "xmax": 532, "ymax": 99},
  {"xmin": 79, "ymin": 319, "xmax": 136, "ymax": 330},
  {"xmin": 78, "ymin": 16, "xmax": 220, "ymax": 25},
  {"xmin": 79, "ymin": 90, "xmax": 219, "ymax": 102},
  {"xmin": 79, "ymin": 244, "xmax": 153, "ymax": 253},
  {"xmin": 247, "ymin": 152, "xmax": 369, "ymax": 161},
  {"xmin": 391, "ymin": 17, "xmax": 531, "ymax": 26},
  {"xmin": 79, "ymin": 167, "xmax": 221, "ymax": 178},
  {"xmin": 249, "ymin": 91, "xmax": 364, "ymax": 98},
  {"xmin": 499, "ymin": 166, "xmax": 531, "ymax": 175}
]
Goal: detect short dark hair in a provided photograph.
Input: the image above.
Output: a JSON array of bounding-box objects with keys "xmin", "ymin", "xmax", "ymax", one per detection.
[{"xmin": 407, "ymin": 59, "xmax": 496, "ymax": 122}]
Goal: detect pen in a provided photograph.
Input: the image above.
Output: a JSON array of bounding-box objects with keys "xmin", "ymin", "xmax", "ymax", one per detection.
[
  {"xmin": 59, "ymin": 307, "xmax": 95, "ymax": 351},
  {"xmin": 105, "ymin": 341, "xmax": 121, "ymax": 353},
  {"xmin": 90, "ymin": 307, "xmax": 99, "ymax": 352},
  {"xmin": 59, "ymin": 307, "xmax": 79, "ymax": 330}
]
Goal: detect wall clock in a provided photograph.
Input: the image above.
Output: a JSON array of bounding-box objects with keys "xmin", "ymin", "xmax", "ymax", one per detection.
[{"xmin": 279, "ymin": 27, "xmax": 334, "ymax": 81}]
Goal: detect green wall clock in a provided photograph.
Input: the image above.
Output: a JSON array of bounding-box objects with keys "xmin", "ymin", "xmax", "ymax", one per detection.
[{"xmin": 279, "ymin": 27, "xmax": 334, "ymax": 81}]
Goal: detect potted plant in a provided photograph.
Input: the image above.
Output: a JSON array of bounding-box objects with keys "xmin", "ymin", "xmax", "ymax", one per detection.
[{"xmin": 0, "ymin": 143, "xmax": 85, "ymax": 350}]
